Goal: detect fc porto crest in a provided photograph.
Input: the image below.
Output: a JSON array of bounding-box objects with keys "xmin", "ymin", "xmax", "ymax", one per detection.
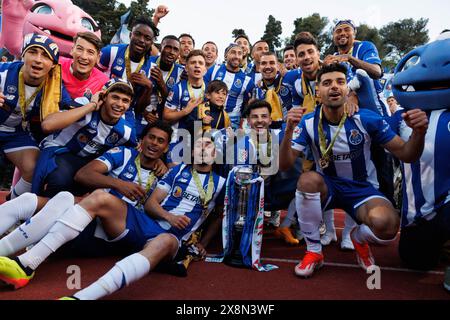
[
  {"xmin": 349, "ymin": 129, "xmax": 363, "ymax": 146},
  {"xmin": 116, "ymin": 58, "xmax": 124, "ymax": 66},
  {"xmin": 167, "ymin": 77, "xmax": 175, "ymax": 88},
  {"xmin": 280, "ymin": 86, "xmax": 289, "ymax": 97},
  {"xmin": 7, "ymin": 85, "xmax": 17, "ymax": 94},
  {"xmin": 234, "ymin": 79, "xmax": 243, "ymax": 89},
  {"xmin": 106, "ymin": 132, "xmax": 119, "ymax": 144}
]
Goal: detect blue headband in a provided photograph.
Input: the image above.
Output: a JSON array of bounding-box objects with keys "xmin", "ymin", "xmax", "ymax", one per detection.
[{"xmin": 334, "ymin": 20, "xmax": 357, "ymax": 33}]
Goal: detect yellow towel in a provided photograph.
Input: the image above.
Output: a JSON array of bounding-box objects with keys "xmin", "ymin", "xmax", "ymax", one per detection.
[
  {"xmin": 301, "ymin": 73, "xmax": 320, "ymax": 115},
  {"xmin": 40, "ymin": 64, "xmax": 62, "ymax": 120}
]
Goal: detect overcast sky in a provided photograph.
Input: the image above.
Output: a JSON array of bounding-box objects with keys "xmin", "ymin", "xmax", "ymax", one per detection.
[{"xmin": 119, "ymin": 0, "xmax": 448, "ymax": 57}]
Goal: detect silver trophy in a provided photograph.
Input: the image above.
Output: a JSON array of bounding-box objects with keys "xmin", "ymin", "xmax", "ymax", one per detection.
[{"xmin": 224, "ymin": 166, "xmax": 254, "ymax": 268}]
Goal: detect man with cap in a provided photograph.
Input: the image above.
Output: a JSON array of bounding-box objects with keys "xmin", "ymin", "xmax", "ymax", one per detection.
[
  {"xmin": 31, "ymin": 78, "xmax": 137, "ymax": 198},
  {"xmin": 0, "ymin": 33, "xmax": 73, "ymax": 199},
  {"xmin": 204, "ymin": 43, "xmax": 255, "ymax": 129}
]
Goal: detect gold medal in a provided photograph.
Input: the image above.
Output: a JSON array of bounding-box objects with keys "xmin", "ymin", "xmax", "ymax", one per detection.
[
  {"xmin": 319, "ymin": 157, "xmax": 329, "ymax": 170},
  {"xmin": 21, "ymin": 119, "xmax": 29, "ymax": 131},
  {"xmin": 18, "ymin": 68, "xmax": 45, "ymax": 131},
  {"xmin": 318, "ymin": 105, "xmax": 347, "ymax": 170}
]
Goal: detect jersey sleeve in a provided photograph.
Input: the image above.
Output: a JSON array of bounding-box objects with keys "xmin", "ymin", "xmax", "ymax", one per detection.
[
  {"xmin": 98, "ymin": 46, "xmax": 112, "ymax": 71},
  {"xmin": 361, "ymin": 110, "xmax": 397, "ymax": 145},
  {"xmin": 291, "ymin": 117, "xmax": 310, "ymax": 153},
  {"xmin": 96, "ymin": 146, "xmax": 125, "ymax": 172},
  {"xmin": 359, "ymin": 42, "xmax": 382, "ymax": 66},
  {"xmin": 204, "ymin": 65, "xmax": 215, "ymax": 84},
  {"xmin": 157, "ymin": 164, "xmax": 182, "ymax": 193},
  {"xmin": 59, "ymin": 84, "xmax": 77, "ymax": 110},
  {"xmin": 386, "ymin": 109, "xmax": 405, "ymax": 134}
]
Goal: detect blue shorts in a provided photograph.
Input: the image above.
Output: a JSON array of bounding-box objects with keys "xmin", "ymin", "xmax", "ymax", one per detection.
[
  {"xmin": 122, "ymin": 203, "xmax": 180, "ymax": 251},
  {"xmin": 57, "ymin": 204, "xmax": 180, "ymax": 258},
  {"xmin": 0, "ymin": 130, "xmax": 38, "ymax": 154},
  {"xmin": 322, "ymin": 174, "xmax": 388, "ymax": 223}
]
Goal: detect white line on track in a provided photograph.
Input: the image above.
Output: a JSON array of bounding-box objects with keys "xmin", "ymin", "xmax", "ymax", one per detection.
[{"xmin": 261, "ymin": 257, "xmax": 445, "ymax": 275}]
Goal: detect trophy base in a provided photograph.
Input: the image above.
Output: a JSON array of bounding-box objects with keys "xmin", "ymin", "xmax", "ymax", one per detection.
[{"xmin": 223, "ymin": 227, "xmax": 250, "ymax": 269}]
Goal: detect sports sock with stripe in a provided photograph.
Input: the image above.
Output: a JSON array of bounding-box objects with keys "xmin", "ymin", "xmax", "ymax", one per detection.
[
  {"xmin": 296, "ymin": 191, "xmax": 322, "ymax": 253},
  {"xmin": 73, "ymin": 253, "xmax": 150, "ymax": 300}
]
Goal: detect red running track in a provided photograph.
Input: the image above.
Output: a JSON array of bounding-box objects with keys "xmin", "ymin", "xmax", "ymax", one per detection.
[{"xmin": 0, "ymin": 192, "xmax": 448, "ymax": 300}]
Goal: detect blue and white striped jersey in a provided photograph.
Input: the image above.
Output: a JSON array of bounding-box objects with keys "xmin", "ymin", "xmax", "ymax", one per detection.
[
  {"xmin": 155, "ymin": 164, "xmax": 225, "ymax": 241},
  {"xmin": 96, "ymin": 146, "xmax": 158, "ymax": 206},
  {"xmin": 136, "ymin": 56, "xmax": 185, "ymax": 132},
  {"xmin": 98, "ymin": 44, "xmax": 152, "ymax": 81},
  {"xmin": 390, "ymin": 109, "xmax": 450, "ymax": 227},
  {"xmin": 335, "ymin": 41, "xmax": 387, "ymax": 116},
  {"xmin": 245, "ymin": 63, "xmax": 262, "ymax": 88},
  {"xmin": 41, "ymin": 111, "xmax": 137, "ymax": 158},
  {"xmin": 0, "ymin": 61, "xmax": 73, "ymax": 134},
  {"xmin": 204, "ymin": 64, "xmax": 255, "ymax": 118},
  {"xmin": 253, "ymin": 74, "xmax": 293, "ymax": 121},
  {"xmin": 292, "ymin": 108, "xmax": 396, "ymax": 188},
  {"xmin": 165, "ymin": 80, "xmax": 205, "ymax": 135}
]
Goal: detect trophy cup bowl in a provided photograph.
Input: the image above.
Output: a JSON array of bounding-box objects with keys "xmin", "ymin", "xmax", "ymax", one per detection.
[{"xmin": 224, "ymin": 166, "xmax": 254, "ymax": 268}]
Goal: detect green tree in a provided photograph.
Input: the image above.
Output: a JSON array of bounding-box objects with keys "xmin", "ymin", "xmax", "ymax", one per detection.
[
  {"xmin": 290, "ymin": 13, "xmax": 330, "ymax": 53},
  {"xmin": 73, "ymin": 0, "xmax": 154, "ymax": 44},
  {"xmin": 380, "ymin": 18, "xmax": 429, "ymax": 57},
  {"xmin": 262, "ymin": 15, "xmax": 283, "ymax": 51},
  {"xmin": 356, "ymin": 24, "xmax": 385, "ymax": 58},
  {"xmin": 232, "ymin": 29, "xmax": 247, "ymax": 39}
]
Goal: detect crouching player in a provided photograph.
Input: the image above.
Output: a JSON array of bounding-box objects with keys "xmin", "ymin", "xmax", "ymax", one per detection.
[{"xmin": 279, "ymin": 63, "xmax": 428, "ymax": 278}]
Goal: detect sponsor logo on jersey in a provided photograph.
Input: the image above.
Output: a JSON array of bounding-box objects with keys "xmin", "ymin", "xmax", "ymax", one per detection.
[{"xmin": 173, "ymin": 186, "xmax": 183, "ymax": 198}]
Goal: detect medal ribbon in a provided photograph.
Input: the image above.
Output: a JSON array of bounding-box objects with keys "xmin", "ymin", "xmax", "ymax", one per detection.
[
  {"xmin": 18, "ymin": 68, "xmax": 45, "ymax": 122},
  {"xmin": 155, "ymin": 56, "xmax": 175, "ymax": 83},
  {"xmin": 134, "ymin": 155, "xmax": 157, "ymax": 205},
  {"xmin": 318, "ymin": 105, "xmax": 347, "ymax": 162},
  {"xmin": 125, "ymin": 46, "xmax": 145, "ymax": 80},
  {"xmin": 187, "ymin": 81, "xmax": 205, "ymax": 101},
  {"xmin": 191, "ymin": 168, "xmax": 214, "ymax": 212}
]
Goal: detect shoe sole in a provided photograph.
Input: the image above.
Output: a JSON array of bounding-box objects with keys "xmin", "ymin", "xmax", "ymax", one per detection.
[
  {"xmin": 0, "ymin": 274, "xmax": 29, "ymax": 290},
  {"xmin": 444, "ymin": 282, "xmax": 450, "ymax": 292},
  {"xmin": 294, "ymin": 261, "xmax": 324, "ymax": 278}
]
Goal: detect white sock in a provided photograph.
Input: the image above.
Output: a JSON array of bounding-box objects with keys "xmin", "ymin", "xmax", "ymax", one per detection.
[
  {"xmin": 280, "ymin": 199, "xmax": 296, "ymax": 228},
  {"xmin": 0, "ymin": 193, "xmax": 37, "ymax": 236},
  {"xmin": 18, "ymin": 204, "xmax": 92, "ymax": 270},
  {"xmin": 73, "ymin": 253, "xmax": 150, "ymax": 300},
  {"xmin": 323, "ymin": 209, "xmax": 336, "ymax": 236},
  {"xmin": 296, "ymin": 191, "xmax": 322, "ymax": 253},
  {"xmin": 0, "ymin": 192, "xmax": 74, "ymax": 256},
  {"xmin": 342, "ymin": 214, "xmax": 357, "ymax": 238},
  {"xmin": 10, "ymin": 178, "xmax": 32, "ymax": 199},
  {"xmin": 352, "ymin": 224, "xmax": 396, "ymax": 245}
]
